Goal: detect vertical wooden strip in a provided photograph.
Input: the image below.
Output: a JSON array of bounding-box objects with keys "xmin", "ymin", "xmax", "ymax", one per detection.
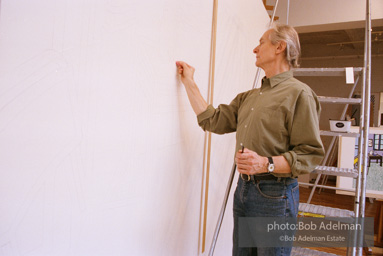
[
  {"xmin": 201, "ymin": 132, "xmax": 212, "ymax": 252},
  {"xmin": 200, "ymin": 0, "xmax": 218, "ymax": 253}
]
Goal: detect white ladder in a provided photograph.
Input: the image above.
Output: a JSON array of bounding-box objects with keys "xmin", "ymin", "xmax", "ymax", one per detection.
[
  {"xmin": 293, "ymin": 64, "xmax": 371, "ymax": 256},
  {"xmin": 293, "ymin": 67, "xmax": 363, "ymax": 217}
]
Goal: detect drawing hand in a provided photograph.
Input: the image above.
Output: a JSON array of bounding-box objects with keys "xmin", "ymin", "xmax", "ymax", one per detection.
[{"xmin": 176, "ymin": 61, "xmax": 195, "ymax": 85}]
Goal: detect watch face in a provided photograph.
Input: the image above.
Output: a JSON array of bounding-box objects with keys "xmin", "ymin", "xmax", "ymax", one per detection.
[{"xmin": 268, "ymin": 164, "xmax": 275, "ymax": 172}]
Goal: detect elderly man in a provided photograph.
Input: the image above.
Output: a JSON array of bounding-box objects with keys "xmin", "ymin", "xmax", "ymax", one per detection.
[{"xmin": 176, "ymin": 23, "xmax": 324, "ymax": 256}]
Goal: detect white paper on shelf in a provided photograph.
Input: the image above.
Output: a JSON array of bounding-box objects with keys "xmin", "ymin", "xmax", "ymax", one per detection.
[{"xmin": 345, "ymin": 67, "xmax": 355, "ymax": 84}]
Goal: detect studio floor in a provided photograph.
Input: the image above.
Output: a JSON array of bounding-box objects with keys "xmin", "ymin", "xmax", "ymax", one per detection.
[{"xmin": 299, "ymin": 177, "xmax": 383, "ymax": 256}]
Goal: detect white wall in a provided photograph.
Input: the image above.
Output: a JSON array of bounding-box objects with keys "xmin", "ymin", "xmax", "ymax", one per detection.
[{"xmin": 0, "ymin": 0, "xmax": 268, "ymax": 255}]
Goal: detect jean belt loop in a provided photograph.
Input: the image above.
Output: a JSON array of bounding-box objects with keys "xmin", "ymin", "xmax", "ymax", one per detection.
[{"xmin": 277, "ymin": 177, "xmax": 281, "ymax": 183}]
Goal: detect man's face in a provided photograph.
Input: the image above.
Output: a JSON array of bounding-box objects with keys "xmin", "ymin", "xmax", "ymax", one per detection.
[{"xmin": 253, "ymin": 30, "xmax": 278, "ymax": 69}]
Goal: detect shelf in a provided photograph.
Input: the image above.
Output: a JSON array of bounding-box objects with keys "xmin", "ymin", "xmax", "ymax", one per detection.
[
  {"xmin": 318, "ymin": 96, "xmax": 362, "ymax": 104},
  {"xmin": 292, "ymin": 247, "xmax": 340, "ymax": 256},
  {"xmin": 320, "ymin": 130, "xmax": 359, "ymax": 137},
  {"xmin": 299, "ymin": 203, "xmax": 355, "ymax": 218},
  {"xmin": 314, "ymin": 166, "xmax": 358, "ymax": 178},
  {"xmin": 293, "ymin": 67, "xmax": 363, "ymax": 77}
]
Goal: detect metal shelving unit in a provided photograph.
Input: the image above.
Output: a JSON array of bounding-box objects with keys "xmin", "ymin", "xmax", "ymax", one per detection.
[{"xmin": 293, "ymin": 67, "xmax": 364, "ymax": 216}]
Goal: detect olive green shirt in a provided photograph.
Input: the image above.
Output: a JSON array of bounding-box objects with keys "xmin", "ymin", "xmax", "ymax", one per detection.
[{"xmin": 197, "ymin": 70, "xmax": 324, "ymax": 178}]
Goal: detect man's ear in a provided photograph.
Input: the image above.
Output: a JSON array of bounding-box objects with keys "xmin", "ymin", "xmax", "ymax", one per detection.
[{"xmin": 276, "ymin": 41, "xmax": 287, "ymax": 54}]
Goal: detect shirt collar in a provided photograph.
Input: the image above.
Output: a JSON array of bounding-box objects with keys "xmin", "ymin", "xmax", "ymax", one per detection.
[{"xmin": 262, "ymin": 70, "xmax": 293, "ymax": 88}]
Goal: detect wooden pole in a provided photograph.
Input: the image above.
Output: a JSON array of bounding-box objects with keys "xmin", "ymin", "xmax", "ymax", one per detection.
[{"xmin": 200, "ymin": 0, "xmax": 218, "ymax": 253}]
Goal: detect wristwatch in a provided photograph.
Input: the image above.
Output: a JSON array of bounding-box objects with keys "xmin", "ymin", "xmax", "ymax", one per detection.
[{"xmin": 267, "ymin": 157, "xmax": 275, "ymax": 173}]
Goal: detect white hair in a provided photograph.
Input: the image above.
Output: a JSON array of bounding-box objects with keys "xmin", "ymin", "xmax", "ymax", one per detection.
[{"xmin": 269, "ymin": 23, "xmax": 301, "ymax": 68}]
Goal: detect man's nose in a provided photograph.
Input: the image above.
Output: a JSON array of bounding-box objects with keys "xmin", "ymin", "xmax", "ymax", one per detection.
[{"xmin": 253, "ymin": 47, "xmax": 258, "ymax": 54}]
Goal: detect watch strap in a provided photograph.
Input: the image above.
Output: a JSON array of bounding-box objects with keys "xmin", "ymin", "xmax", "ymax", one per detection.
[{"xmin": 267, "ymin": 157, "xmax": 275, "ymax": 173}]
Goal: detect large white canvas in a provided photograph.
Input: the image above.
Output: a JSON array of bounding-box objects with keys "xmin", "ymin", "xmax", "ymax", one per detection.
[{"xmin": 0, "ymin": 0, "xmax": 269, "ymax": 255}]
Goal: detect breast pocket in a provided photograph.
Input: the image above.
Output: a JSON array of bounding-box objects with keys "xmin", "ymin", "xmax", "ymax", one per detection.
[
  {"xmin": 258, "ymin": 107, "xmax": 286, "ymax": 132},
  {"xmin": 253, "ymin": 107, "xmax": 289, "ymax": 150}
]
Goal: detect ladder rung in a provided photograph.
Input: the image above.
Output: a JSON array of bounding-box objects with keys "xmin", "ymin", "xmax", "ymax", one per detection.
[
  {"xmin": 293, "ymin": 67, "xmax": 363, "ymax": 77},
  {"xmin": 292, "ymin": 247, "xmax": 340, "ymax": 256},
  {"xmin": 320, "ymin": 130, "xmax": 359, "ymax": 137},
  {"xmin": 299, "ymin": 203, "xmax": 355, "ymax": 218},
  {"xmin": 314, "ymin": 166, "xmax": 358, "ymax": 178},
  {"xmin": 318, "ymin": 96, "xmax": 362, "ymax": 104}
]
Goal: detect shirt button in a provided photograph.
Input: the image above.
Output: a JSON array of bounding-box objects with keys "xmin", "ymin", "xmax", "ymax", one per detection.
[
  {"xmin": 245, "ymin": 125, "xmax": 247, "ymax": 128},
  {"xmin": 251, "ymin": 108, "xmax": 254, "ymax": 111},
  {"xmin": 260, "ymin": 92, "xmax": 263, "ymax": 95}
]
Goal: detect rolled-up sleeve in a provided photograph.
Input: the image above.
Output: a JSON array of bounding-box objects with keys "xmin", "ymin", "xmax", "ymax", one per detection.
[
  {"xmin": 282, "ymin": 90, "xmax": 325, "ymax": 177},
  {"xmin": 197, "ymin": 92, "xmax": 246, "ymax": 134}
]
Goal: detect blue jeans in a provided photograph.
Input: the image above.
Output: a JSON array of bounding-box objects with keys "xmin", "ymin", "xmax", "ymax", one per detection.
[{"xmin": 233, "ymin": 177, "xmax": 299, "ymax": 256}]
